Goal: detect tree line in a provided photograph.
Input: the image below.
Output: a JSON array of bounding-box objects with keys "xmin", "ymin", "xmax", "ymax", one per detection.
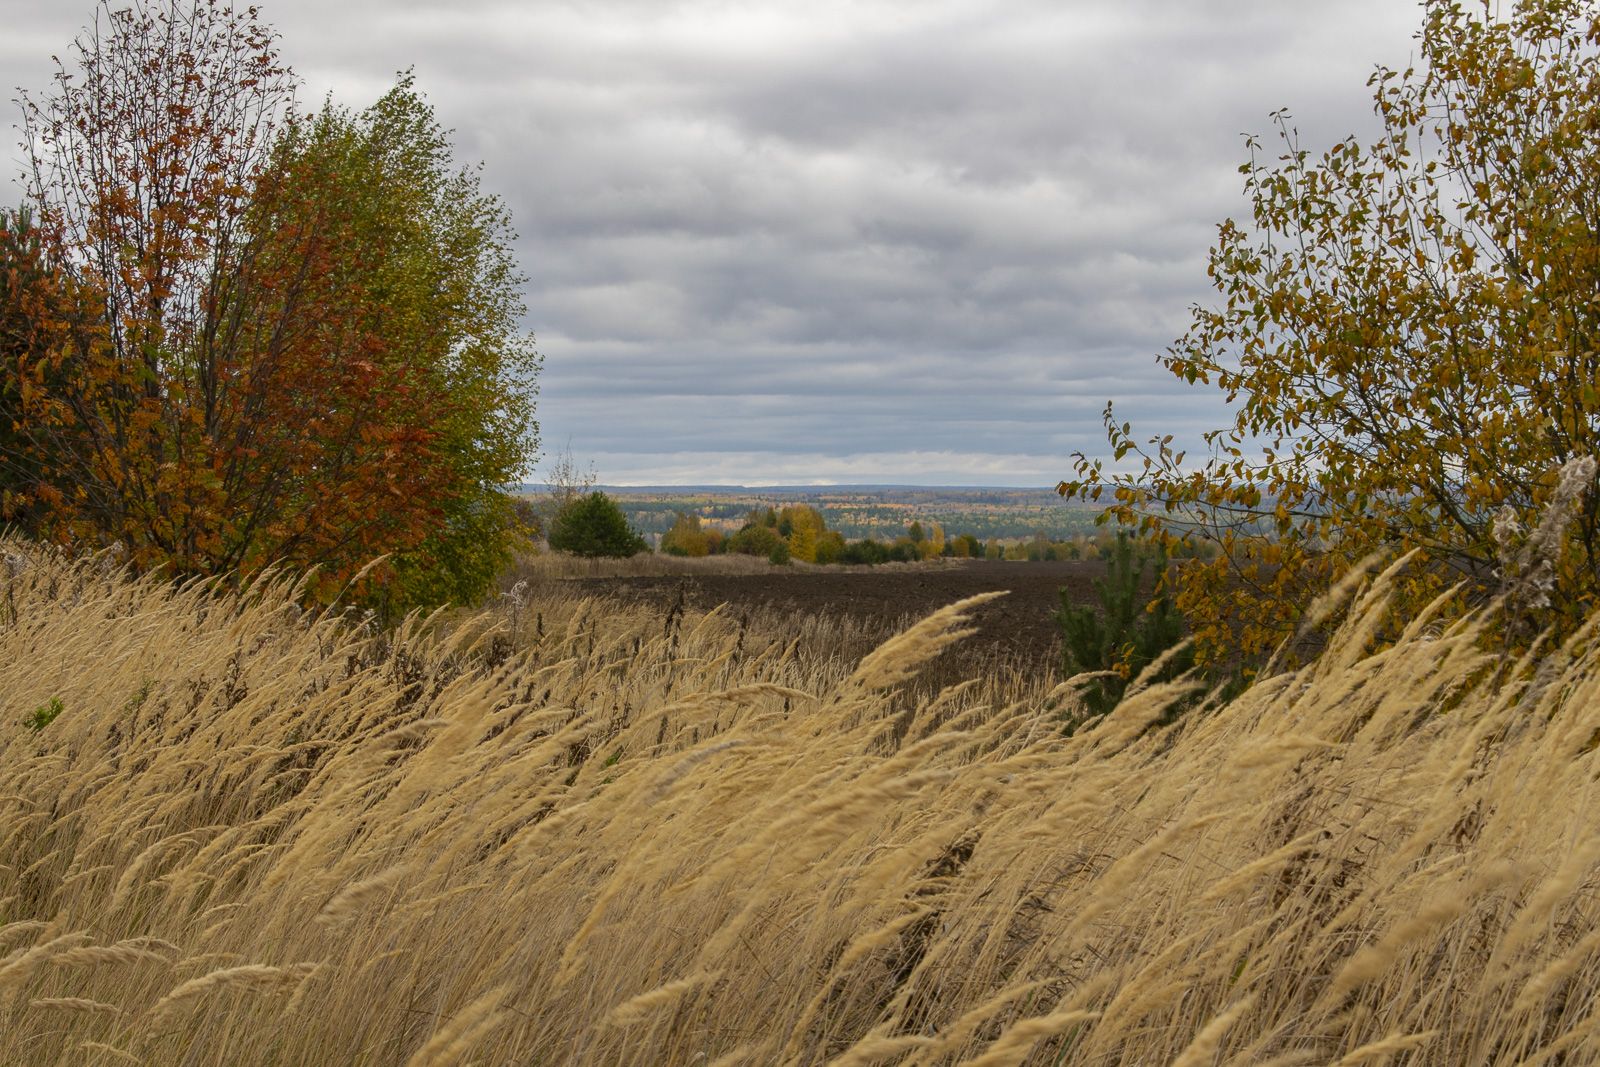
[{"xmin": 545, "ymin": 487, "xmax": 1201, "ymax": 567}]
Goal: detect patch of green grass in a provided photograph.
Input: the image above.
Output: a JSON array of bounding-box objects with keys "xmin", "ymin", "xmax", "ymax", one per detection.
[{"xmin": 23, "ymin": 697, "xmax": 63, "ymax": 732}]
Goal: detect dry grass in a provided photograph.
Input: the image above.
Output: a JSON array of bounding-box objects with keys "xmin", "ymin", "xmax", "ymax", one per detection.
[
  {"xmin": 508, "ymin": 549, "xmax": 787, "ymax": 580},
  {"xmin": 506, "ymin": 549, "xmax": 962, "ymax": 581},
  {"xmin": 2, "ymin": 539, "xmax": 1600, "ymax": 1064}
]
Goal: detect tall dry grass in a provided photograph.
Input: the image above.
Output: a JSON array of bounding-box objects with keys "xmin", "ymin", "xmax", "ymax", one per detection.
[
  {"xmin": 507, "ymin": 549, "xmax": 786, "ymax": 580},
  {"xmin": 2, "ymin": 539, "xmax": 1599, "ymax": 1064},
  {"xmin": 505, "ymin": 548, "xmax": 961, "ymax": 581}
]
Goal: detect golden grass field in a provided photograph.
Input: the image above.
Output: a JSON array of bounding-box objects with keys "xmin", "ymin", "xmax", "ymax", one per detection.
[{"xmin": 3, "ymin": 541, "xmax": 1600, "ymax": 1065}]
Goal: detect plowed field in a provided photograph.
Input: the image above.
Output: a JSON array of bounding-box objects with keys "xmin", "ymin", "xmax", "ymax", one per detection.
[{"xmin": 563, "ymin": 560, "xmax": 1110, "ymax": 687}]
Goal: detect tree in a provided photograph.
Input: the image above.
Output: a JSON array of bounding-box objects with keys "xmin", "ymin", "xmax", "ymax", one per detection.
[
  {"xmin": 0, "ymin": 206, "xmax": 96, "ymax": 533},
  {"xmin": 7, "ymin": 1, "xmax": 537, "ymax": 607},
  {"xmin": 1060, "ymin": 0, "xmax": 1600, "ymax": 669},
  {"xmin": 1057, "ymin": 533, "xmax": 1192, "ymax": 719},
  {"xmin": 782, "ymin": 504, "xmax": 824, "ymax": 563},
  {"xmin": 259, "ymin": 79, "xmax": 540, "ymax": 610},
  {"xmin": 815, "ymin": 529, "xmax": 846, "ymax": 564},
  {"xmin": 954, "ymin": 533, "xmax": 982, "ymax": 558},
  {"xmin": 661, "ymin": 511, "xmax": 710, "ymax": 557},
  {"xmin": 728, "ymin": 521, "xmax": 784, "ymax": 559},
  {"xmin": 548, "ymin": 491, "xmax": 646, "ymax": 558},
  {"xmin": 540, "ymin": 443, "xmax": 597, "ymax": 530}
]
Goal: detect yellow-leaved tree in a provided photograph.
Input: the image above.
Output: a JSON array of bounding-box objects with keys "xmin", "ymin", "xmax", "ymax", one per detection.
[
  {"xmin": 782, "ymin": 505, "xmax": 825, "ymax": 564},
  {"xmin": 1060, "ymin": 0, "xmax": 1600, "ymax": 672}
]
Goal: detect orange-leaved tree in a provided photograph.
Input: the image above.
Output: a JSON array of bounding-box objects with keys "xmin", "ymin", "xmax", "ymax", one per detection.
[
  {"xmin": 243, "ymin": 78, "xmax": 540, "ymax": 610},
  {"xmin": 4, "ymin": 0, "xmax": 537, "ymax": 607},
  {"xmin": 1060, "ymin": 0, "xmax": 1600, "ymax": 672}
]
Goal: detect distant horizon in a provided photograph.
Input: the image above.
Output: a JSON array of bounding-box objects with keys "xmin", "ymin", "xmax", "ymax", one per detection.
[{"xmin": 519, "ymin": 481, "xmax": 1077, "ymax": 493}]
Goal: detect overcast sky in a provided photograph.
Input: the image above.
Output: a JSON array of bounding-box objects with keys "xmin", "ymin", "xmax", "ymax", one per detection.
[{"xmin": 1, "ymin": 0, "xmax": 1422, "ymax": 486}]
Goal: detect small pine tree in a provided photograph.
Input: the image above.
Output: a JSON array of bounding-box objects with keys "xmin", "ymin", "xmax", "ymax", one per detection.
[
  {"xmin": 548, "ymin": 492, "xmax": 647, "ymax": 558},
  {"xmin": 1057, "ymin": 532, "xmax": 1191, "ymax": 719}
]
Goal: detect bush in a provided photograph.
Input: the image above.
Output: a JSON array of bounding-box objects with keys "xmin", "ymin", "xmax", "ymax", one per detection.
[
  {"xmin": 839, "ymin": 539, "xmax": 888, "ymax": 565},
  {"xmin": 728, "ymin": 523, "xmax": 784, "ymax": 558},
  {"xmin": 1057, "ymin": 532, "xmax": 1192, "ymax": 719},
  {"xmin": 548, "ymin": 492, "xmax": 646, "ymax": 558},
  {"xmin": 814, "ymin": 530, "xmax": 846, "ymax": 564},
  {"xmin": 887, "ymin": 539, "xmax": 920, "ymax": 563},
  {"xmin": 22, "ymin": 696, "xmax": 62, "ymax": 733}
]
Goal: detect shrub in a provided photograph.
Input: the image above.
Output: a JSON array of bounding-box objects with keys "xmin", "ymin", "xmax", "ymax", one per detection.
[
  {"xmin": 839, "ymin": 539, "xmax": 888, "ymax": 566},
  {"xmin": 1057, "ymin": 532, "xmax": 1191, "ymax": 718},
  {"xmin": 814, "ymin": 530, "xmax": 846, "ymax": 565},
  {"xmin": 887, "ymin": 539, "xmax": 920, "ymax": 563},
  {"xmin": 728, "ymin": 523, "xmax": 783, "ymax": 558},
  {"xmin": 22, "ymin": 696, "xmax": 62, "ymax": 732}
]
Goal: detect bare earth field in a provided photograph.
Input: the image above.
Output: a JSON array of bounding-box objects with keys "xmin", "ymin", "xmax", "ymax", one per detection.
[{"xmin": 556, "ymin": 559, "xmax": 1109, "ymax": 687}]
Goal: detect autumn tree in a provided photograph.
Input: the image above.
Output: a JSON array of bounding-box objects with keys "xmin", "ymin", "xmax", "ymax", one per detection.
[
  {"xmin": 5, "ymin": 1, "xmax": 538, "ymax": 606},
  {"xmin": 782, "ymin": 504, "xmax": 825, "ymax": 563},
  {"xmin": 815, "ymin": 528, "xmax": 846, "ymax": 564},
  {"xmin": 256, "ymin": 78, "xmax": 541, "ymax": 610},
  {"xmin": 1060, "ymin": 0, "xmax": 1600, "ymax": 670},
  {"xmin": 540, "ymin": 444, "xmax": 598, "ymax": 529},
  {"xmin": 661, "ymin": 511, "xmax": 711, "ymax": 557},
  {"xmin": 0, "ymin": 206, "xmax": 95, "ymax": 533}
]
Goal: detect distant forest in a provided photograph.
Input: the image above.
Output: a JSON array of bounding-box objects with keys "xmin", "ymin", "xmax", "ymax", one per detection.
[{"xmin": 568, "ymin": 486, "xmax": 1103, "ymax": 542}]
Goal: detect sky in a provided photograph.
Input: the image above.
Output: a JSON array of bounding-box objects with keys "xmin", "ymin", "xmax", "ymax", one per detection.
[{"xmin": 0, "ymin": 0, "xmax": 1423, "ymax": 487}]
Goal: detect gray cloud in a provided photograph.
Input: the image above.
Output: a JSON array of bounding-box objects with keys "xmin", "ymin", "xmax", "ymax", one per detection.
[{"xmin": 1, "ymin": 0, "xmax": 1423, "ymax": 485}]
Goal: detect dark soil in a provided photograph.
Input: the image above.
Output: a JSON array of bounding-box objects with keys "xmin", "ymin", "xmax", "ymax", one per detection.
[{"xmin": 561, "ymin": 560, "xmax": 1112, "ymax": 688}]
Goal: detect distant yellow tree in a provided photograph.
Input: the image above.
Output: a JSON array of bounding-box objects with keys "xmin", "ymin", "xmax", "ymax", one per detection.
[
  {"xmin": 783, "ymin": 505, "xmax": 824, "ymax": 563},
  {"xmin": 919, "ymin": 522, "xmax": 946, "ymax": 560},
  {"xmin": 1060, "ymin": 0, "xmax": 1600, "ymax": 669},
  {"xmin": 661, "ymin": 512, "xmax": 710, "ymax": 557}
]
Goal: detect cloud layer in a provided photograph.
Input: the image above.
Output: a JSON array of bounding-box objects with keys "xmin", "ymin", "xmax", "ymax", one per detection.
[{"xmin": 1, "ymin": 0, "xmax": 1422, "ymax": 485}]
